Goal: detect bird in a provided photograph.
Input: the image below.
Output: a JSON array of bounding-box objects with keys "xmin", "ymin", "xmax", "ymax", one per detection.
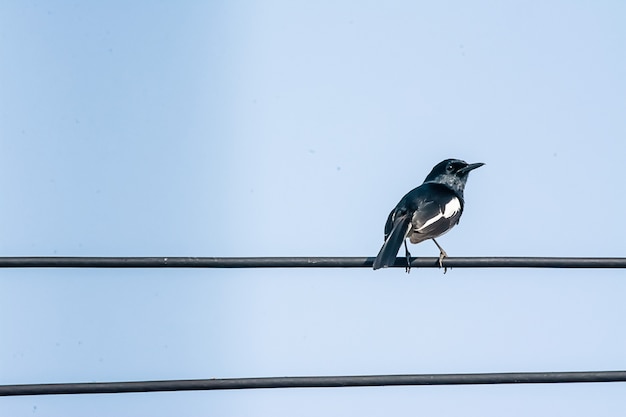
[{"xmin": 373, "ymin": 158, "xmax": 484, "ymax": 272}]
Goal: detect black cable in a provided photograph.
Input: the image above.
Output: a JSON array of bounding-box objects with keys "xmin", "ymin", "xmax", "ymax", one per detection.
[
  {"xmin": 2, "ymin": 371, "xmax": 625, "ymax": 396},
  {"xmin": 0, "ymin": 256, "xmax": 625, "ymax": 268}
]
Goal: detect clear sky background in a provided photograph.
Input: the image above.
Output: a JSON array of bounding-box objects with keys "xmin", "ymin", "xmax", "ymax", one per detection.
[{"xmin": 1, "ymin": 1, "xmax": 625, "ymax": 416}]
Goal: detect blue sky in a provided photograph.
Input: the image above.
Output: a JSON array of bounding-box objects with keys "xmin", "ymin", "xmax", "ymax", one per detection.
[{"xmin": 1, "ymin": 2, "xmax": 626, "ymax": 416}]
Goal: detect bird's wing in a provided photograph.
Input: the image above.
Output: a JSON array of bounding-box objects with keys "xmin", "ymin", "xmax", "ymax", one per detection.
[
  {"xmin": 383, "ymin": 207, "xmax": 396, "ymax": 240},
  {"xmin": 409, "ymin": 189, "xmax": 463, "ymax": 243},
  {"xmin": 373, "ymin": 210, "xmax": 412, "ymax": 270}
]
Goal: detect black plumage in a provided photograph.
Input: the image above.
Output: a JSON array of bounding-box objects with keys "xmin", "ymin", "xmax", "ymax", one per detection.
[{"xmin": 373, "ymin": 159, "xmax": 484, "ymax": 272}]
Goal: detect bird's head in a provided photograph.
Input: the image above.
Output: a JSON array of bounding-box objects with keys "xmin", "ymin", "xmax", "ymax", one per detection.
[{"xmin": 424, "ymin": 159, "xmax": 484, "ymax": 196}]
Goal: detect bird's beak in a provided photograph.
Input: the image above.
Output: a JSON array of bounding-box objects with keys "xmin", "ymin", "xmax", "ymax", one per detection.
[{"xmin": 460, "ymin": 162, "xmax": 485, "ymax": 173}]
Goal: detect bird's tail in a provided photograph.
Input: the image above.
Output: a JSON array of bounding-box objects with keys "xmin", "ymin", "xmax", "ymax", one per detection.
[{"xmin": 373, "ymin": 214, "xmax": 412, "ymax": 270}]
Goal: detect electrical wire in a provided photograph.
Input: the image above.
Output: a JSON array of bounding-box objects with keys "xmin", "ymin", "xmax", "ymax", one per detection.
[
  {"xmin": 0, "ymin": 256, "xmax": 625, "ymax": 268},
  {"xmin": 2, "ymin": 371, "xmax": 625, "ymax": 397}
]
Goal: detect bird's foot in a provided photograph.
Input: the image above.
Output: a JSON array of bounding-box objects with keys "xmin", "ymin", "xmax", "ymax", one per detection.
[
  {"xmin": 432, "ymin": 238, "xmax": 448, "ymax": 274},
  {"xmin": 404, "ymin": 241, "xmax": 412, "ymax": 273},
  {"xmin": 438, "ymin": 249, "xmax": 448, "ymax": 273}
]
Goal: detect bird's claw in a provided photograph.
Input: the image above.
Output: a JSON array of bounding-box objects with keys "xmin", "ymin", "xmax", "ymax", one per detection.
[
  {"xmin": 432, "ymin": 239, "xmax": 448, "ymax": 274},
  {"xmin": 405, "ymin": 241, "xmax": 412, "ymax": 273},
  {"xmin": 438, "ymin": 249, "xmax": 448, "ymax": 274}
]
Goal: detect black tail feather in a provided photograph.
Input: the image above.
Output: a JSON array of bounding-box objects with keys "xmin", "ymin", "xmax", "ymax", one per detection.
[{"xmin": 373, "ymin": 214, "xmax": 412, "ymax": 270}]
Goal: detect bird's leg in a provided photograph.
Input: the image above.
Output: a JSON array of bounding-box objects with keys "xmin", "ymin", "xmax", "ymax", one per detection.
[
  {"xmin": 432, "ymin": 238, "xmax": 448, "ymax": 273},
  {"xmin": 404, "ymin": 239, "xmax": 412, "ymax": 273}
]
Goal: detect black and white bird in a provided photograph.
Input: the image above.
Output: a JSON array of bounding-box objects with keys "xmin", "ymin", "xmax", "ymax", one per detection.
[{"xmin": 373, "ymin": 159, "xmax": 484, "ymax": 272}]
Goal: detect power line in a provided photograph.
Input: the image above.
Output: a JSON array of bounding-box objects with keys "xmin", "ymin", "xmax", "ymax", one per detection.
[
  {"xmin": 3, "ymin": 258, "xmax": 624, "ymax": 398},
  {"xmin": 0, "ymin": 256, "xmax": 625, "ymax": 269},
  {"xmin": 2, "ymin": 371, "xmax": 625, "ymax": 397}
]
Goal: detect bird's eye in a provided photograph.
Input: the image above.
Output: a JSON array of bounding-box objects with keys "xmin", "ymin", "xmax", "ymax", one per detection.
[{"xmin": 447, "ymin": 164, "xmax": 455, "ymax": 172}]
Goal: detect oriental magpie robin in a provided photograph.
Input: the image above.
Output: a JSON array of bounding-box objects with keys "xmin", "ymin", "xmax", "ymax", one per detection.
[{"xmin": 373, "ymin": 159, "xmax": 484, "ymax": 272}]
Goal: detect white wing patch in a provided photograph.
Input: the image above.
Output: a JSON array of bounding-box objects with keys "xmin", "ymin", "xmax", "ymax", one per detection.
[{"xmin": 416, "ymin": 197, "xmax": 461, "ymax": 232}]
